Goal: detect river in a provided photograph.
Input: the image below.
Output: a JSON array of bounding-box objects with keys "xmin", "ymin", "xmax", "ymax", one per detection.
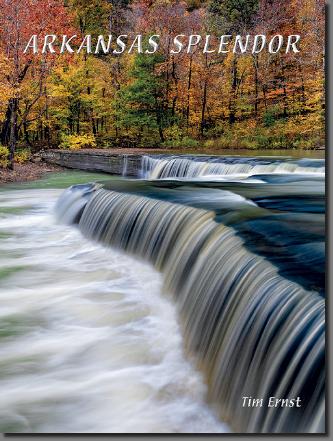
[
  {"xmin": 0, "ymin": 152, "xmax": 325, "ymax": 433},
  {"xmin": 0, "ymin": 173, "xmax": 229, "ymax": 433}
]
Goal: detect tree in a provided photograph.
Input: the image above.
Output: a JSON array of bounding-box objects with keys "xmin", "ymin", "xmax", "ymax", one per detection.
[
  {"xmin": 47, "ymin": 55, "xmax": 114, "ymax": 141},
  {"xmin": 115, "ymin": 52, "xmax": 170, "ymax": 145},
  {"xmin": 208, "ymin": 0, "xmax": 259, "ymax": 124},
  {"xmin": 0, "ymin": 0, "xmax": 326, "ymax": 153},
  {"xmin": 0, "ymin": 0, "xmax": 73, "ymax": 168}
]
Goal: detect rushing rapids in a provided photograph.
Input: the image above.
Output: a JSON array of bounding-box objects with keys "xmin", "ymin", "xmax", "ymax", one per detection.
[
  {"xmin": 141, "ymin": 155, "xmax": 325, "ymax": 180},
  {"xmin": 56, "ymin": 184, "xmax": 325, "ymax": 433},
  {"xmin": 0, "ymin": 183, "xmax": 228, "ymax": 433}
]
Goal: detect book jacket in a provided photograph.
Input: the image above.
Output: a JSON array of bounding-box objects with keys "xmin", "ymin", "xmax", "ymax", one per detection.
[{"xmin": 0, "ymin": 0, "xmax": 325, "ymax": 435}]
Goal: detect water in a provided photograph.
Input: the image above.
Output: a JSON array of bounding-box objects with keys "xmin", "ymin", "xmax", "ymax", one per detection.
[
  {"xmin": 57, "ymin": 184, "xmax": 324, "ymax": 433},
  {"xmin": 0, "ymin": 183, "xmax": 228, "ymax": 433},
  {"xmin": 0, "ymin": 152, "xmax": 326, "ymax": 434},
  {"xmin": 141, "ymin": 155, "xmax": 325, "ymax": 180}
]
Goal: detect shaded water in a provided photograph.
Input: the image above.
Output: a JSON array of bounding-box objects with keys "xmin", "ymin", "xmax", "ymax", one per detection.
[{"xmin": 0, "ymin": 153, "xmax": 326, "ymax": 434}]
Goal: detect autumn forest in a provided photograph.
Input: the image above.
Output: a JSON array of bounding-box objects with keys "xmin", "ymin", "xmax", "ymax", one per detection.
[{"xmin": 0, "ymin": 0, "xmax": 325, "ymax": 169}]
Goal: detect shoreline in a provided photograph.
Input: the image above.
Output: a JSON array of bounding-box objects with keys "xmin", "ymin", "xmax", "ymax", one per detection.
[
  {"xmin": 0, "ymin": 162, "xmax": 63, "ymax": 185},
  {"xmin": 0, "ymin": 146, "xmax": 325, "ymax": 185},
  {"xmin": 45, "ymin": 147, "xmax": 326, "ymax": 159}
]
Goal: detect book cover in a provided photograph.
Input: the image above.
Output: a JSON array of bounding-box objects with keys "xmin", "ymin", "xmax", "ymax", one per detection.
[{"xmin": 0, "ymin": 0, "xmax": 325, "ymax": 434}]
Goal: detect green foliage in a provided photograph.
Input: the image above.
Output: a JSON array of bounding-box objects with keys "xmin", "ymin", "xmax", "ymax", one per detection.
[
  {"xmin": 208, "ymin": 0, "xmax": 259, "ymax": 32},
  {"xmin": 162, "ymin": 137, "xmax": 199, "ymax": 148},
  {"xmin": 163, "ymin": 125, "xmax": 185, "ymax": 142},
  {"xmin": 115, "ymin": 52, "xmax": 171, "ymax": 146},
  {"xmin": 0, "ymin": 145, "xmax": 9, "ymax": 168},
  {"xmin": 263, "ymin": 107, "xmax": 280, "ymax": 127},
  {"xmin": 59, "ymin": 134, "xmax": 96, "ymax": 150},
  {"xmin": 69, "ymin": 0, "xmax": 112, "ymax": 35},
  {"xmin": 162, "ymin": 125, "xmax": 199, "ymax": 148},
  {"xmin": 205, "ymin": 114, "xmax": 324, "ymax": 150}
]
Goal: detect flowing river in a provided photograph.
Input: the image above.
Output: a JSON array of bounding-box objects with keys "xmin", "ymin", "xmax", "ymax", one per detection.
[
  {"xmin": 0, "ymin": 153, "xmax": 325, "ymax": 433},
  {"xmin": 0, "ymin": 172, "xmax": 227, "ymax": 433}
]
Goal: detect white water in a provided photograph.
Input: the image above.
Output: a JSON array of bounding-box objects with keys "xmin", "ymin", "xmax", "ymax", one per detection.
[
  {"xmin": 66, "ymin": 185, "xmax": 324, "ymax": 433},
  {"xmin": 0, "ymin": 188, "xmax": 228, "ymax": 433},
  {"xmin": 141, "ymin": 156, "xmax": 325, "ymax": 180}
]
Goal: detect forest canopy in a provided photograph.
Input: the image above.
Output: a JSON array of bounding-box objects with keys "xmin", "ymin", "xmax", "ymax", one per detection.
[{"xmin": 0, "ymin": 0, "xmax": 325, "ymax": 169}]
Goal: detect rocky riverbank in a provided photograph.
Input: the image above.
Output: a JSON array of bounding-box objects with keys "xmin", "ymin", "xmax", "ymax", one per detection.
[{"xmin": 0, "ymin": 162, "xmax": 63, "ymax": 184}]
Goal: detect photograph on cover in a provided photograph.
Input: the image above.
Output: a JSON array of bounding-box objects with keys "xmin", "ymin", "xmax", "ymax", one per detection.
[{"xmin": 0, "ymin": 0, "xmax": 325, "ymax": 434}]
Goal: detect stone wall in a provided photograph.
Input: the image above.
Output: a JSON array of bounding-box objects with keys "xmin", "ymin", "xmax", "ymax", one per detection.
[{"xmin": 42, "ymin": 150, "xmax": 143, "ymax": 177}]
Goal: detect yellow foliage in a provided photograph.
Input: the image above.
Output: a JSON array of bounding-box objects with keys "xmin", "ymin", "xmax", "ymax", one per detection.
[
  {"xmin": 59, "ymin": 134, "xmax": 97, "ymax": 150},
  {"xmin": 14, "ymin": 149, "xmax": 31, "ymax": 164},
  {"xmin": 0, "ymin": 145, "xmax": 9, "ymax": 168},
  {"xmin": 0, "ymin": 52, "xmax": 13, "ymax": 123}
]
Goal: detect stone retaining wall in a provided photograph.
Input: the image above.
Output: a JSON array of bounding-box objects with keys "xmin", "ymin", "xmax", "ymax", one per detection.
[{"xmin": 42, "ymin": 150, "xmax": 143, "ymax": 177}]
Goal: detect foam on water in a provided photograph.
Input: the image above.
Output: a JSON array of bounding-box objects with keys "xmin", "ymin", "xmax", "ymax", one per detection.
[
  {"xmin": 56, "ymin": 184, "xmax": 324, "ymax": 433},
  {"xmin": 0, "ymin": 189, "xmax": 228, "ymax": 433},
  {"xmin": 141, "ymin": 155, "xmax": 325, "ymax": 180}
]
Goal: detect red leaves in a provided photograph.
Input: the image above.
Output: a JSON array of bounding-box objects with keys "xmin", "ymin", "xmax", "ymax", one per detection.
[{"xmin": 0, "ymin": 0, "xmax": 75, "ymax": 64}]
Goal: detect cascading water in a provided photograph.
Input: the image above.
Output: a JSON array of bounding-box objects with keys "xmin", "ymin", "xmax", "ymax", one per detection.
[
  {"xmin": 0, "ymin": 183, "xmax": 228, "ymax": 433},
  {"xmin": 141, "ymin": 155, "xmax": 325, "ymax": 180},
  {"xmin": 55, "ymin": 184, "xmax": 325, "ymax": 434},
  {"xmin": 1, "ymin": 154, "xmax": 324, "ymax": 433}
]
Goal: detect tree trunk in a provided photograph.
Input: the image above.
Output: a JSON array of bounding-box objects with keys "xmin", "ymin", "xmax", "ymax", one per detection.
[
  {"xmin": 253, "ymin": 55, "xmax": 259, "ymax": 116},
  {"xmin": 23, "ymin": 121, "xmax": 32, "ymax": 148},
  {"xmin": 8, "ymin": 98, "xmax": 18, "ymax": 170},
  {"xmin": 155, "ymin": 104, "xmax": 165, "ymax": 143},
  {"xmin": 186, "ymin": 56, "xmax": 193, "ymax": 132},
  {"xmin": 45, "ymin": 86, "xmax": 51, "ymax": 148},
  {"xmin": 262, "ymin": 84, "xmax": 268, "ymax": 110},
  {"xmin": 1, "ymin": 105, "xmax": 11, "ymax": 146},
  {"xmin": 171, "ymin": 60, "xmax": 178, "ymax": 117},
  {"xmin": 200, "ymin": 80, "xmax": 208, "ymax": 137},
  {"xmin": 298, "ymin": 66, "xmax": 306, "ymax": 114},
  {"xmin": 158, "ymin": 124, "xmax": 165, "ymax": 143},
  {"xmin": 280, "ymin": 62, "xmax": 288, "ymax": 118},
  {"xmin": 229, "ymin": 55, "xmax": 238, "ymax": 124},
  {"xmin": 200, "ymin": 54, "xmax": 209, "ymax": 137}
]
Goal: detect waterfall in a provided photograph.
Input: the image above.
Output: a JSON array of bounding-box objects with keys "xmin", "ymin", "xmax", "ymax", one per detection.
[
  {"xmin": 54, "ymin": 183, "xmax": 101, "ymax": 224},
  {"xmin": 141, "ymin": 155, "xmax": 325, "ymax": 179},
  {"xmin": 56, "ymin": 185, "xmax": 325, "ymax": 434},
  {"xmin": 122, "ymin": 155, "xmax": 128, "ymax": 177}
]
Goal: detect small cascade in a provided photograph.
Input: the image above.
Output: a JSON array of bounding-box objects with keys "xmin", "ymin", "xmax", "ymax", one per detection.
[
  {"xmin": 122, "ymin": 155, "xmax": 128, "ymax": 177},
  {"xmin": 56, "ymin": 185, "xmax": 325, "ymax": 433},
  {"xmin": 141, "ymin": 155, "xmax": 325, "ymax": 179},
  {"xmin": 54, "ymin": 183, "xmax": 101, "ymax": 224}
]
